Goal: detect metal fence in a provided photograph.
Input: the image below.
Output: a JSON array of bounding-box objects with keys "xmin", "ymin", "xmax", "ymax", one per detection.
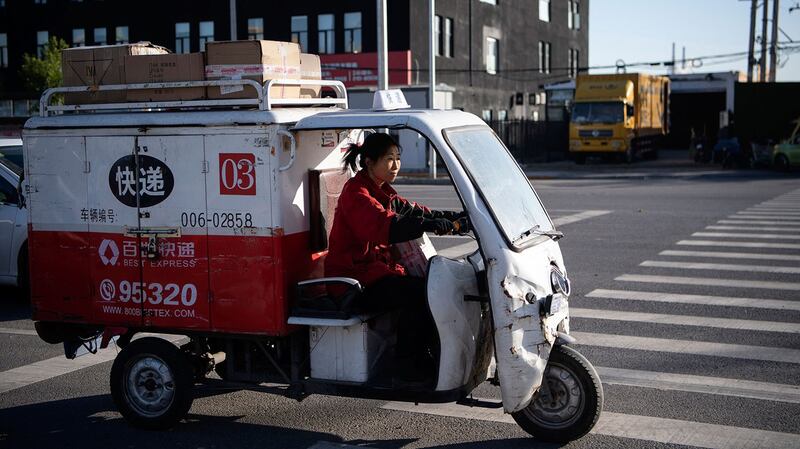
[{"xmin": 487, "ymin": 119, "xmax": 570, "ymax": 164}]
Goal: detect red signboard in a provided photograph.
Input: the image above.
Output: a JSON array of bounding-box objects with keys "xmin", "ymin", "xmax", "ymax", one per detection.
[
  {"xmin": 219, "ymin": 153, "xmax": 256, "ymax": 196},
  {"xmin": 319, "ymin": 51, "xmax": 412, "ymax": 87}
]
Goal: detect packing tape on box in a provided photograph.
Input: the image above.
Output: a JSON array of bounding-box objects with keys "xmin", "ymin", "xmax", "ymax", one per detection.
[{"xmin": 204, "ymin": 64, "xmax": 301, "ymax": 78}]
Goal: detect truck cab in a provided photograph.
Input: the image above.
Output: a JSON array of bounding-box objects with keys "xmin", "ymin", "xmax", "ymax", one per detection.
[{"xmin": 569, "ymin": 73, "xmax": 669, "ymax": 163}]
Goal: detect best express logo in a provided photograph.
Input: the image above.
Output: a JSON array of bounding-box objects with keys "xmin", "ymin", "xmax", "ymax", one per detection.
[{"xmin": 109, "ymin": 155, "xmax": 174, "ymax": 207}]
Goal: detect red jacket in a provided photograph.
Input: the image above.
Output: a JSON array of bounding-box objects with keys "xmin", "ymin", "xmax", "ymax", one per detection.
[{"xmin": 325, "ymin": 169, "xmax": 430, "ymax": 287}]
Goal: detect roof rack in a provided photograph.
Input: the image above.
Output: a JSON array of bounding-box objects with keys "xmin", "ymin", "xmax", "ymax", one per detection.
[{"xmin": 38, "ymin": 79, "xmax": 349, "ymax": 117}]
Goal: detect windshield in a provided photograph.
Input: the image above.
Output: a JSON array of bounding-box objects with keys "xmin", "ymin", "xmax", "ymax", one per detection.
[
  {"xmin": 444, "ymin": 127, "xmax": 553, "ymax": 247},
  {"xmin": 571, "ymin": 101, "xmax": 624, "ymax": 124}
]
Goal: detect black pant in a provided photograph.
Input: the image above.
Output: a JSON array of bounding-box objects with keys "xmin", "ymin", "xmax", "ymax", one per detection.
[{"xmin": 358, "ymin": 275, "xmax": 436, "ymax": 359}]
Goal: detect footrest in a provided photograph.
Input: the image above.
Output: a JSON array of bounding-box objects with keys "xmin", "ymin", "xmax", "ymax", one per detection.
[{"xmin": 288, "ymin": 314, "xmax": 377, "ymax": 327}]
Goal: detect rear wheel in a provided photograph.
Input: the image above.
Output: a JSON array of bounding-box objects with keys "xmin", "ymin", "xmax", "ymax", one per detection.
[
  {"xmin": 512, "ymin": 345, "xmax": 603, "ymax": 443},
  {"xmin": 110, "ymin": 337, "xmax": 194, "ymax": 429}
]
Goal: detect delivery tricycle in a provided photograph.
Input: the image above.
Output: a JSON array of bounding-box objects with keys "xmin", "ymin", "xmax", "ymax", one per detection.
[{"xmin": 24, "ymin": 79, "xmax": 602, "ymax": 443}]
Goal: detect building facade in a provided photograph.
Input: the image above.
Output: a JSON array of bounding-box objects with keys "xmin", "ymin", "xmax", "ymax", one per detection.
[{"xmin": 0, "ymin": 0, "xmax": 588, "ymax": 119}]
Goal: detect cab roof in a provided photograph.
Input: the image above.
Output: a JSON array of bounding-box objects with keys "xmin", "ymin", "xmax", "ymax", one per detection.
[{"xmin": 24, "ymin": 107, "xmax": 487, "ymax": 132}]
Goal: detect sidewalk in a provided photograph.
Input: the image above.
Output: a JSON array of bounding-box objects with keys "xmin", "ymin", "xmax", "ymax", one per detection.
[{"xmin": 395, "ymin": 149, "xmax": 787, "ymax": 184}]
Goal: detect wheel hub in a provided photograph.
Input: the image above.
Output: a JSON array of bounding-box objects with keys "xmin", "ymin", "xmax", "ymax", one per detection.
[
  {"xmin": 125, "ymin": 356, "xmax": 176, "ymax": 418},
  {"xmin": 528, "ymin": 365, "xmax": 584, "ymax": 427}
]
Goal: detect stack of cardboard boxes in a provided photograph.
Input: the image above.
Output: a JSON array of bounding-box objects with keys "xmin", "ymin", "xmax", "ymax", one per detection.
[{"xmin": 61, "ymin": 40, "xmax": 322, "ymax": 105}]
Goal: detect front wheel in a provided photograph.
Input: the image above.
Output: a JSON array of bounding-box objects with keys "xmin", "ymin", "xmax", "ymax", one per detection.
[
  {"xmin": 512, "ymin": 345, "xmax": 603, "ymax": 443},
  {"xmin": 110, "ymin": 337, "xmax": 194, "ymax": 429}
]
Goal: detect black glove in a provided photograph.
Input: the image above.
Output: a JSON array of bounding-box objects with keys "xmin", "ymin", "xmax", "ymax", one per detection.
[
  {"xmin": 422, "ymin": 218, "xmax": 456, "ymax": 235},
  {"xmin": 453, "ymin": 216, "xmax": 471, "ymax": 234}
]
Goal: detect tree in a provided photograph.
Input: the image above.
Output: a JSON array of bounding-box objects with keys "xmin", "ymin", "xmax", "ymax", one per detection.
[{"xmin": 18, "ymin": 36, "xmax": 68, "ymax": 94}]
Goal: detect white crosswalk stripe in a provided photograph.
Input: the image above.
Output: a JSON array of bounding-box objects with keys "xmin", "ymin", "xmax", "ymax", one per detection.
[
  {"xmin": 677, "ymin": 239, "xmax": 800, "ymax": 249},
  {"xmin": 706, "ymin": 225, "xmax": 800, "ymax": 232},
  {"xmin": 586, "ymin": 288, "xmax": 800, "ymax": 311},
  {"xmin": 692, "ymin": 232, "xmax": 800, "ymax": 240},
  {"xmin": 571, "ymin": 308, "xmax": 800, "ymax": 333},
  {"xmin": 616, "ymin": 273, "xmax": 800, "ymax": 290},
  {"xmin": 0, "ymin": 334, "xmax": 185, "ymax": 394},
  {"xmin": 640, "ymin": 259, "xmax": 800, "ymax": 274},
  {"xmin": 596, "ymin": 366, "xmax": 800, "ymax": 404},
  {"xmin": 659, "ymin": 249, "xmax": 800, "ymax": 261},
  {"xmin": 718, "ymin": 219, "xmax": 800, "ymax": 225},
  {"xmin": 730, "ymin": 215, "xmax": 800, "ymax": 220},
  {"xmin": 571, "ymin": 331, "xmax": 800, "ymax": 364}
]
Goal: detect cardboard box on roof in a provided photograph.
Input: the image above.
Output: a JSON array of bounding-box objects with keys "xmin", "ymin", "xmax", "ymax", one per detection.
[
  {"xmin": 205, "ymin": 40, "xmax": 301, "ymax": 100},
  {"xmin": 300, "ymin": 53, "xmax": 322, "ymax": 98},
  {"xmin": 125, "ymin": 53, "xmax": 205, "ymax": 102},
  {"xmin": 62, "ymin": 42, "xmax": 170, "ymax": 104}
]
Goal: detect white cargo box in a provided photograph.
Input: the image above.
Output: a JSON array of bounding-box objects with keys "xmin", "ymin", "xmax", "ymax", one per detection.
[{"xmin": 309, "ymin": 321, "xmax": 380, "ymax": 382}]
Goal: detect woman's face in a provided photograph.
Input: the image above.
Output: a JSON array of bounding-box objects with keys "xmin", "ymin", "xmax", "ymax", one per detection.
[{"xmin": 367, "ymin": 145, "xmax": 401, "ymax": 185}]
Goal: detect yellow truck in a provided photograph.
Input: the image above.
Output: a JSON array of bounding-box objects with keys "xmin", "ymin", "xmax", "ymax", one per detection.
[{"xmin": 569, "ymin": 73, "xmax": 669, "ymax": 163}]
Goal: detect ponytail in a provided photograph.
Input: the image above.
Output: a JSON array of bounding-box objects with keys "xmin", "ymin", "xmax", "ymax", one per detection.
[
  {"xmin": 341, "ymin": 132, "xmax": 402, "ymax": 173},
  {"xmin": 342, "ymin": 142, "xmax": 363, "ymax": 173}
]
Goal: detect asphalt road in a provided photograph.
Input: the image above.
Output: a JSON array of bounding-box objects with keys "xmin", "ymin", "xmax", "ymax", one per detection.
[{"xmin": 1, "ymin": 172, "xmax": 799, "ymax": 449}]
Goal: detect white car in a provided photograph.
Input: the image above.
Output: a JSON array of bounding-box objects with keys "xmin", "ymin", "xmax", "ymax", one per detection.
[{"xmin": 0, "ymin": 138, "xmax": 28, "ymax": 288}]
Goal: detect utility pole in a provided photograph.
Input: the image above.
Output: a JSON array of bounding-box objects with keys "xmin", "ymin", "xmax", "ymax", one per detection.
[
  {"xmin": 760, "ymin": 0, "xmax": 769, "ymax": 81},
  {"xmin": 377, "ymin": 0, "xmax": 388, "ymax": 90},
  {"xmin": 747, "ymin": 0, "xmax": 757, "ymax": 81},
  {"xmin": 770, "ymin": 0, "xmax": 780, "ymax": 81},
  {"xmin": 428, "ymin": 0, "xmax": 437, "ymax": 178},
  {"xmin": 229, "ymin": 0, "xmax": 237, "ymax": 40}
]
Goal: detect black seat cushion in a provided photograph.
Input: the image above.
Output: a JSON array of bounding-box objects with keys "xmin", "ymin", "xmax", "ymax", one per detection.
[{"xmin": 291, "ymin": 283, "xmax": 362, "ymax": 320}]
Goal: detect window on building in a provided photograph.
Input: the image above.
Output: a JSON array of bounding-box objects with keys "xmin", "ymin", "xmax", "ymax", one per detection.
[
  {"xmin": 37, "ymin": 31, "xmax": 48, "ymax": 58},
  {"xmin": 539, "ymin": 0, "xmax": 550, "ymax": 22},
  {"xmin": 434, "ymin": 15, "xmax": 442, "ymax": 56},
  {"xmin": 72, "ymin": 28, "xmax": 85, "ymax": 47},
  {"xmin": 485, "ymin": 37, "xmax": 498, "ymax": 74},
  {"xmin": 115, "ymin": 26, "xmax": 128, "ymax": 44},
  {"xmin": 0, "ymin": 1, "xmax": 5, "ymax": 7},
  {"xmin": 538, "ymin": 41, "xmax": 551, "ymax": 73},
  {"xmin": 480, "ymin": 0, "xmax": 497, "ymax": 4},
  {"xmin": 444, "ymin": 17, "xmax": 453, "ymax": 57},
  {"xmin": 175, "ymin": 22, "xmax": 190, "ymax": 53},
  {"xmin": 481, "ymin": 109, "xmax": 492, "ymax": 122},
  {"xmin": 568, "ymin": 1, "xmax": 581, "ymax": 29},
  {"xmin": 569, "ymin": 48, "xmax": 579, "ymax": 78},
  {"xmin": 94, "ymin": 27, "xmax": 107, "ymax": 45},
  {"xmin": 34, "ymin": 0, "xmax": 46, "ymax": 4},
  {"xmin": 291, "ymin": 16, "xmax": 308, "ymax": 52},
  {"xmin": 199, "ymin": 21, "xmax": 214, "ymax": 51},
  {"xmin": 318, "ymin": 14, "xmax": 334, "ymax": 54},
  {"xmin": 498, "ymin": 110, "xmax": 507, "ymax": 121},
  {"xmin": 0, "ymin": 34, "xmax": 7, "ymax": 68},
  {"xmin": 344, "ymin": 12, "xmax": 361, "ymax": 53},
  {"xmin": 248, "ymin": 18, "xmax": 264, "ymax": 40}
]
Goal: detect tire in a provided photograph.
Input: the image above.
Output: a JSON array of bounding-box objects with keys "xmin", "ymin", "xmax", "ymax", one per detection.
[
  {"xmin": 512, "ymin": 345, "xmax": 603, "ymax": 443},
  {"xmin": 16, "ymin": 243, "xmax": 29, "ymax": 298},
  {"xmin": 774, "ymin": 154, "xmax": 791, "ymax": 172},
  {"xmin": 110, "ymin": 337, "xmax": 194, "ymax": 430}
]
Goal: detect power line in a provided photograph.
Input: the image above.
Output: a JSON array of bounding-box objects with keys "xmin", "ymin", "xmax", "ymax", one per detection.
[{"xmin": 320, "ymin": 42, "xmax": 800, "ymax": 77}]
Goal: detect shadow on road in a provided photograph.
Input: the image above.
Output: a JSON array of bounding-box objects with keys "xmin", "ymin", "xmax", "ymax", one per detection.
[
  {"xmin": 0, "ymin": 392, "xmax": 565, "ymax": 449},
  {"xmin": 0, "ymin": 285, "xmax": 31, "ymax": 323}
]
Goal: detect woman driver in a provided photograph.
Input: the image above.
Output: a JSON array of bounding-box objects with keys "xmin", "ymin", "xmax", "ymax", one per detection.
[{"xmin": 325, "ymin": 132, "xmax": 467, "ymax": 383}]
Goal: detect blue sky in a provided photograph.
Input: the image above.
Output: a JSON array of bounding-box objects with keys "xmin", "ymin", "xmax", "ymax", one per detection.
[{"xmin": 589, "ymin": 0, "xmax": 800, "ymax": 81}]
